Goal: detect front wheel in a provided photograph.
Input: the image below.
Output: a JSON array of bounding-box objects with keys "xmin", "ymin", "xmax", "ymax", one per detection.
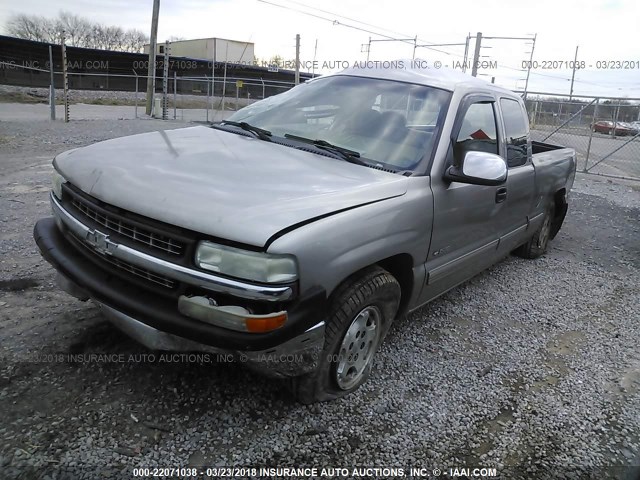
[
  {"xmin": 514, "ymin": 203, "xmax": 555, "ymax": 259},
  {"xmin": 290, "ymin": 266, "xmax": 401, "ymax": 404}
]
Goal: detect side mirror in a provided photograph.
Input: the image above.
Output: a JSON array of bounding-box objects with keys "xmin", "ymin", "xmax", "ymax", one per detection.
[{"xmin": 444, "ymin": 151, "xmax": 507, "ymax": 186}]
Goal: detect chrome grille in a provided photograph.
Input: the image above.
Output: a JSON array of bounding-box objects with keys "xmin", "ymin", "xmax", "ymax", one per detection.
[
  {"xmin": 103, "ymin": 255, "xmax": 177, "ymax": 289},
  {"xmin": 72, "ymin": 233, "xmax": 177, "ymax": 289},
  {"xmin": 70, "ymin": 197, "xmax": 184, "ymax": 256}
]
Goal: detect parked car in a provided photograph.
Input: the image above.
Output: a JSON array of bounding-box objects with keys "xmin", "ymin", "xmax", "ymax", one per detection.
[
  {"xmin": 34, "ymin": 66, "xmax": 576, "ymax": 403},
  {"xmin": 592, "ymin": 120, "xmax": 637, "ymax": 136},
  {"xmin": 620, "ymin": 122, "xmax": 639, "ymax": 135}
]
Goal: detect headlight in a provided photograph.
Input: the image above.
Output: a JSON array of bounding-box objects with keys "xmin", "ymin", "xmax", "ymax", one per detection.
[
  {"xmin": 52, "ymin": 170, "xmax": 67, "ymax": 199},
  {"xmin": 195, "ymin": 241, "xmax": 297, "ymax": 284}
]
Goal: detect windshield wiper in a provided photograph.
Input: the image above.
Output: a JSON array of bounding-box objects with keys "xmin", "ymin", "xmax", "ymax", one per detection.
[
  {"xmin": 216, "ymin": 121, "xmax": 272, "ymax": 141},
  {"xmin": 284, "ymin": 134, "xmax": 365, "ymax": 165}
]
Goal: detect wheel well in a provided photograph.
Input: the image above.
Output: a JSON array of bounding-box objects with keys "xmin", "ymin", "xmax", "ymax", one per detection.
[
  {"xmin": 376, "ymin": 254, "xmax": 414, "ymax": 317},
  {"xmin": 329, "ymin": 255, "xmax": 414, "ymax": 318},
  {"xmin": 550, "ymin": 188, "xmax": 568, "ymax": 239}
]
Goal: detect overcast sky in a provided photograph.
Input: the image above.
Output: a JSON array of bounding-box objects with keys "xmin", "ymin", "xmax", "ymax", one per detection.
[{"xmin": 1, "ymin": 0, "xmax": 639, "ymax": 98}]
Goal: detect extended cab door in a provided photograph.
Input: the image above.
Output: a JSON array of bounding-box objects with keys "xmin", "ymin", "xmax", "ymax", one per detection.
[
  {"xmin": 495, "ymin": 97, "xmax": 536, "ymax": 253},
  {"xmin": 419, "ymin": 96, "xmax": 506, "ymax": 304}
]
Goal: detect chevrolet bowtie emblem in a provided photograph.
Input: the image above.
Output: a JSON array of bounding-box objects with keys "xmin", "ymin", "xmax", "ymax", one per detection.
[{"xmin": 85, "ymin": 229, "xmax": 117, "ymax": 256}]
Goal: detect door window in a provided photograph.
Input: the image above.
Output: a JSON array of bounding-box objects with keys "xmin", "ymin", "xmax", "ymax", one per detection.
[{"xmin": 454, "ymin": 102, "xmax": 498, "ymax": 163}]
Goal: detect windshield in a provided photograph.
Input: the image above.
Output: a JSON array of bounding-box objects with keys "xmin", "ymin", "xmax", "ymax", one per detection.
[{"xmin": 226, "ymin": 75, "xmax": 451, "ymax": 171}]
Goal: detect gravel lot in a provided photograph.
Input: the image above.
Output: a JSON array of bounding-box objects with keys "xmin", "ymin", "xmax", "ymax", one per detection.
[{"xmin": 1, "ymin": 118, "xmax": 639, "ymax": 480}]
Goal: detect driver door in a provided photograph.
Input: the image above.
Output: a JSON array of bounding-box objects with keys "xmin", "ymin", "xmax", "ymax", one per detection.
[{"xmin": 419, "ymin": 97, "xmax": 507, "ymax": 303}]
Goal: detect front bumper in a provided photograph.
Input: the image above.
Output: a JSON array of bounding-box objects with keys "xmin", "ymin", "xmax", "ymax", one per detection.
[
  {"xmin": 34, "ymin": 215, "xmax": 327, "ymax": 378},
  {"xmin": 98, "ymin": 302, "xmax": 325, "ymax": 378}
]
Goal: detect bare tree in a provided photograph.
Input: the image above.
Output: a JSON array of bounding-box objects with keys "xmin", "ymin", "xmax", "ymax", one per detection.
[
  {"xmin": 42, "ymin": 17, "xmax": 64, "ymax": 45},
  {"xmin": 123, "ymin": 30, "xmax": 148, "ymax": 53},
  {"xmin": 6, "ymin": 14, "xmax": 49, "ymax": 42},
  {"xmin": 5, "ymin": 11, "xmax": 149, "ymax": 52},
  {"xmin": 104, "ymin": 26, "xmax": 125, "ymax": 50},
  {"xmin": 57, "ymin": 11, "xmax": 91, "ymax": 46}
]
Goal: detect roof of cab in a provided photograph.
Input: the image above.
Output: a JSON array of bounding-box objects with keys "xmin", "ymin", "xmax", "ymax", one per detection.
[{"xmin": 327, "ymin": 59, "xmax": 516, "ymax": 96}]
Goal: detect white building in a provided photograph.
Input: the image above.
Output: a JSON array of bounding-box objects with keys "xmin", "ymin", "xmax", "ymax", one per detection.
[{"xmin": 144, "ymin": 37, "xmax": 255, "ymax": 64}]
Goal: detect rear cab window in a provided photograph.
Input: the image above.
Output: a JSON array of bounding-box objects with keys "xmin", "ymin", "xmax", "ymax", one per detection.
[{"xmin": 500, "ymin": 98, "xmax": 531, "ymax": 167}]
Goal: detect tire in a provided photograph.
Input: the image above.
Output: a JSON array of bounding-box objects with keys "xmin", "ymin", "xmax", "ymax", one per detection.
[
  {"xmin": 290, "ymin": 266, "xmax": 401, "ymax": 404},
  {"xmin": 514, "ymin": 203, "xmax": 555, "ymax": 259}
]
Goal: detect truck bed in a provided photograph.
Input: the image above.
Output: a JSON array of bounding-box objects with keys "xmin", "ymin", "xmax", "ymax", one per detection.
[
  {"xmin": 532, "ymin": 140, "xmax": 565, "ymax": 154},
  {"xmin": 531, "ymin": 140, "xmax": 577, "ymax": 205}
]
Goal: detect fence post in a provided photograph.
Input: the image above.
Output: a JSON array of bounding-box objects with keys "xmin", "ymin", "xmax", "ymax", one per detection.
[
  {"xmin": 174, "ymin": 72, "xmax": 177, "ymax": 120},
  {"xmin": 222, "ymin": 62, "xmax": 228, "ymax": 114},
  {"xmin": 61, "ymin": 34, "xmax": 69, "ymax": 123},
  {"xmin": 584, "ymin": 98, "xmax": 599, "ymax": 172},
  {"xmin": 612, "ymin": 103, "xmax": 620, "ymax": 138},
  {"xmin": 557, "ymin": 102, "xmax": 562, "ymax": 126},
  {"xmin": 133, "ymin": 70, "xmax": 138, "ymax": 119},
  {"xmin": 213, "ymin": 77, "xmax": 218, "ymax": 122},
  {"xmin": 206, "ymin": 77, "xmax": 210, "ymax": 123},
  {"xmin": 48, "ymin": 45, "xmax": 55, "ymax": 121},
  {"xmin": 162, "ymin": 41, "xmax": 169, "ymax": 120}
]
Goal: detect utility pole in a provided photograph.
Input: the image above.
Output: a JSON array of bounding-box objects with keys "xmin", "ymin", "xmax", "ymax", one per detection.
[
  {"xmin": 470, "ymin": 32, "xmax": 482, "ymax": 77},
  {"xmin": 294, "ymin": 34, "xmax": 300, "ymax": 85},
  {"xmin": 145, "ymin": 0, "xmax": 160, "ymax": 116},
  {"xmin": 312, "ymin": 39, "xmax": 318, "ymax": 78},
  {"xmin": 569, "ymin": 45, "xmax": 579, "ymax": 101},
  {"xmin": 462, "ymin": 34, "xmax": 470, "ymax": 73},
  {"xmin": 523, "ymin": 34, "xmax": 537, "ymax": 101}
]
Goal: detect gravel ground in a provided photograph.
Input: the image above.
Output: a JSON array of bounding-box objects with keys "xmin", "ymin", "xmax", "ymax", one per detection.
[{"xmin": 0, "ymin": 118, "xmax": 639, "ymax": 480}]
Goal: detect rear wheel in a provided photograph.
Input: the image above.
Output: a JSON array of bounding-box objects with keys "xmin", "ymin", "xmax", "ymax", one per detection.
[
  {"xmin": 290, "ymin": 266, "xmax": 400, "ymax": 404},
  {"xmin": 514, "ymin": 203, "xmax": 554, "ymax": 259}
]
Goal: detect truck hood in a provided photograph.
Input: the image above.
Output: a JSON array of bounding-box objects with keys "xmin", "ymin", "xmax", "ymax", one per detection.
[{"xmin": 54, "ymin": 126, "xmax": 408, "ymax": 247}]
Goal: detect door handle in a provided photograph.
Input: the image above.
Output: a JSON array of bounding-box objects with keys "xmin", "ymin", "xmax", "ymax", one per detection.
[{"xmin": 495, "ymin": 187, "xmax": 507, "ymax": 203}]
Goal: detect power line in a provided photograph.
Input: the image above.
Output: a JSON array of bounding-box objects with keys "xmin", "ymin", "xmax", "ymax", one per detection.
[
  {"xmin": 256, "ymin": 1, "xmax": 636, "ymax": 94},
  {"xmin": 256, "ymin": 0, "xmax": 462, "ymax": 56},
  {"xmin": 278, "ymin": 0, "xmax": 431, "ymax": 43},
  {"xmin": 275, "ymin": 0, "xmax": 470, "ymax": 56}
]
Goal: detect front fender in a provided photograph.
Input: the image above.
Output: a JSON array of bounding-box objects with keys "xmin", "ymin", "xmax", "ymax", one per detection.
[{"xmin": 267, "ymin": 178, "xmax": 433, "ymax": 297}]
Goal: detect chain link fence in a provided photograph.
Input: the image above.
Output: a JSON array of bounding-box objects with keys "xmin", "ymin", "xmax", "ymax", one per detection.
[
  {"xmin": 0, "ymin": 61, "xmax": 297, "ymax": 123},
  {"xmin": 522, "ymin": 91, "xmax": 640, "ymax": 180},
  {"xmin": 66, "ymin": 71, "xmax": 296, "ymax": 122},
  {"xmin": 167, "ymin": 75, "xmax": 294, "ymax": 122},
  {"xmin": 3, "ymin": 60, "xmax": 639, "ymax": 181}
]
